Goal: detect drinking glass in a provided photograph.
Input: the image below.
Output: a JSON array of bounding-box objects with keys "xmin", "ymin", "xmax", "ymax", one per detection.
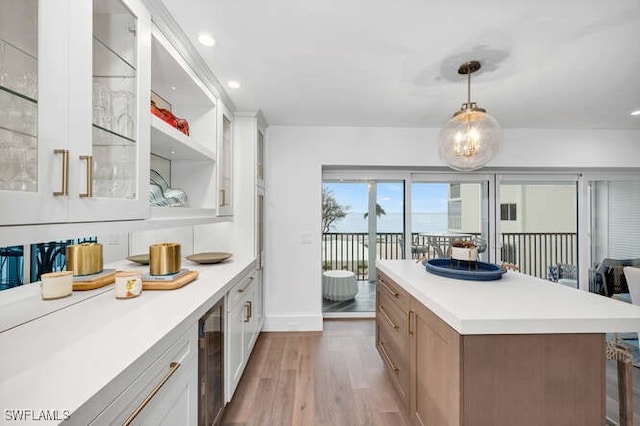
[
  {"xmin": 112, "ymin": 90, "xmax": 135, "ymax": 139},
  {"xmin": 92, "ymin": 83, "xmax": 112, "ymax": 129}
]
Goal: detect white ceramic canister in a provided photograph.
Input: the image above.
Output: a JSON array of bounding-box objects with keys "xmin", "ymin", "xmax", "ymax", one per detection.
[
  {"xmin": 41, "ymin": 271, "xmax": 74, "ymax": 300},
  {"xmin": 115, "ymin": 271, "xmax": 143, "ymax": 299}
]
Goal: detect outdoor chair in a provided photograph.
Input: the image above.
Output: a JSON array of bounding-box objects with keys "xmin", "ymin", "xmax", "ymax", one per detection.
[
  {"xmin": 547, "ymin": 263, "xmax": 578, "ymax": 288},
  {"xmin": 590, "ymin": 258, "xmax": 640, "ymax": 297}
]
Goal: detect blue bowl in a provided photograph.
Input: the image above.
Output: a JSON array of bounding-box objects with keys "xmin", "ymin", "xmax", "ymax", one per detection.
[{"xmin": 424, "ymin": 258, "xmax": 507, "ymax": 281}]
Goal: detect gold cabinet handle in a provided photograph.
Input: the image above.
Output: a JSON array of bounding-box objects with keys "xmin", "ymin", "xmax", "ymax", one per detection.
[
  {"xmin": 122, "ymin": 361, "xmax": 181, "ymax": 426},
  {"xmin": 237, "ymin": 276, "xmax": 254, "ymax": 293},
  {"xmin": 53, "ymin": 149, "xmax": 69, "ymax": 196},
  {"xmin": 79, "ymin": 155, "xmax": 93, "ymax": 198},
  {"xmin": 379, "ymin": 341, "xmax": 399, "ymax": 372},
  {"xmin": 379, "ymin": 279, "xmax": 399, "ymax": 298},
  {"xmin": 379, "ymin": 305, "xmax": 399, "ymax": 330},
  {"xmin": 408, "ymin": 310, "xmax": 414, "ymax": 335},
  {"xmin": 219, "ymin": 189, "xmax": 226, "ymax": 206},
  {"xmin": 244, "ymin": 301, "xmax": 251, "ymax": 322},
  {"xmin": 247, "ymin": 300, "xmax": 253, "ymax": 319}
]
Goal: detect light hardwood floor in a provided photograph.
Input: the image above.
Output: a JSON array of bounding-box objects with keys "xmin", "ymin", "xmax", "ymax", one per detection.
[
  {"xmin": 222, "ymin": 319, "xmax": 639, "ymax": 425},
  {"xmin": 221, "ymin": 319, "xmax": 408, "ymax": 425}
]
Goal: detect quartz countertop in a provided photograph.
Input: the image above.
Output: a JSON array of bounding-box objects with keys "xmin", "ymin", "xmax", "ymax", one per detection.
[
  {"xmin": 0, "ymin": 256, "xmax": 255, "ymax": 425},
  {"xmin": 377, "ymin": 259, "xmax": 640, "ymax": 335}
]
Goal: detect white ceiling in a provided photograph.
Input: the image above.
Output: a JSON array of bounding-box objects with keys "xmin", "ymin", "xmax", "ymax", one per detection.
[{"xmin": 161, "ymin": 0, "xmax": 640, "ymax": 129}]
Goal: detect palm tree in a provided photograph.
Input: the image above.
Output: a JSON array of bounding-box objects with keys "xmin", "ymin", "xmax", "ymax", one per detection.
[{"xmin": 363, "ymin": 203, "xmax": 386, "ymax": 219}]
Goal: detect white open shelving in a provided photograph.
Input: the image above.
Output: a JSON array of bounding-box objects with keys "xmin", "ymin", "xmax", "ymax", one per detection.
[{"xmin": 149, "ymin": 25, "xmax": 219, "ymax": 219}]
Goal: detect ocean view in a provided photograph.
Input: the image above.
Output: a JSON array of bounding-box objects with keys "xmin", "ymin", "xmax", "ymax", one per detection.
[{"xmin": 330, "ymin": 212, "xmax": 448, "ymax": 233}]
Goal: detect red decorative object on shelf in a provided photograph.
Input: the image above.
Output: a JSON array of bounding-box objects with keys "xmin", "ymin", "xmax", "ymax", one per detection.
[{"xmin": 151, "ymin": 100, "xmax": 190, "ymax": 136}]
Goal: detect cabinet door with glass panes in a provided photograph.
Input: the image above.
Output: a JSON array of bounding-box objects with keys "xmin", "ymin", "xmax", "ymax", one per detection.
[
  {"xmin": 0, "ymin": 0, "xmax": 150, "ymax": 226},
  {"xmin": 67, "ymin": 0, "xmax": 150, "ymax": 222},
  {"xmin": 218, "ymin": 102, "xmax": 233, "ymax": 216},
  {"xmin": 0, "ymin": 0, "xmax": 68, "ymax": 225}
]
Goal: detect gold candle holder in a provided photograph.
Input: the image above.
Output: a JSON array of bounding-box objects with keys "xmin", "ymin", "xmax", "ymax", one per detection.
[
  {"xmin": 66, "ymin": 243, "xmax": 103, "ymax": 276},
  {"xmin": 149, "ymin": 243, "xmax": 181, "ymax": 276}
]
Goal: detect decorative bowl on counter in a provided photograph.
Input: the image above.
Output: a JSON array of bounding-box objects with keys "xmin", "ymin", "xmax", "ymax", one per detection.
[
  {"xmin": 186, "ymin": 252, "xmax": 232, "ymax": 264},
  {"xmin": 126, "ymin": 254, "xmax": 150, "ymax": 265},
  {"xmin": 424, "ymin": 258, "xmax": 507, "ymax": 281}
]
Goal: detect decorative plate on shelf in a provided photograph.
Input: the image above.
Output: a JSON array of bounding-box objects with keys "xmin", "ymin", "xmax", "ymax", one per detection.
[
  {"xmin": 126, "ymin": 254, "xmax": 150, "ymax": 265},
  {"xmin": 186, "ymin": 252, "xmax": 232, "ymax": 264}
]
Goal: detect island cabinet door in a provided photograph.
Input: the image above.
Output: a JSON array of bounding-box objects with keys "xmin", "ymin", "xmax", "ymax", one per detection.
[
  {"xmin": 459, "ymin": 333, "xmax": 605, "ymax": 426},
  {"xmin": 409, "ymin": 299, "xmax": 461, "ymax": 426}
]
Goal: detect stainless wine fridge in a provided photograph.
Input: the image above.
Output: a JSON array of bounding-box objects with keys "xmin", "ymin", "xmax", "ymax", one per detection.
[{"xmin": 198, "ymin": 298, "xmax": 225, "ymax": 425}]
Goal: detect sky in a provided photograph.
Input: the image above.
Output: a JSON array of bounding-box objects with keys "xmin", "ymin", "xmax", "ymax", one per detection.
[{"xmin": 323, "ymin": 181, "xmax": 448, "ymax": 214}]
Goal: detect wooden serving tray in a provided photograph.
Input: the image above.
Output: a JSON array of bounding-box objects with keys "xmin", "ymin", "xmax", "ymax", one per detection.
[
  {"xmin": 73, "ymin": 269, "xmax": 117, "ymax": 291},
  {"xmin": 142, "ymin": 270, "xmax": 199, "ymax": 290}
]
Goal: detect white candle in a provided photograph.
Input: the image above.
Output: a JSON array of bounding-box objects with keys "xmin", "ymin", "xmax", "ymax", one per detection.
[
  {"xmin": 41, "ymin": 271, "xmax": 74, "ymax": 300},
  {"xmin": 115, "ymin": 271, "xmax": 142, "ymax": 299}
]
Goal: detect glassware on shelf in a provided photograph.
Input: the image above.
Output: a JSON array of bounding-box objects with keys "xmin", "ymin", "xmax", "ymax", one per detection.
[
  {"xmin": 0, "ymin": 38, "xmax": 37, "ymax": 100},
  {"xmin": 0, "ymin": 130, "xmax": 36, "ymax": 192},
  {"xmin": 92, "ymin": 82, "xmax": 112, "ymax": 129},
  {"xmin": 111, "ymin": 90, "xmax": 135, "ymax": 139}
]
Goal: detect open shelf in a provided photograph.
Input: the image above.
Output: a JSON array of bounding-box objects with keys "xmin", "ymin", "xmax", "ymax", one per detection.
[{"xmin": 150, "ymin": 115, "xmax": 215, "ymax": 161}]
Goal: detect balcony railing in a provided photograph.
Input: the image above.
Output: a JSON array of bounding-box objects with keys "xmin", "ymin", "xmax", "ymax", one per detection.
[{"xmin": 322, "ymin": 232, "xmax": 577, "ymax": 281}]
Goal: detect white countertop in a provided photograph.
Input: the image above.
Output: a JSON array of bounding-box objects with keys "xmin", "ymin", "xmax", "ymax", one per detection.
[
  {"xmin": 0, "ymin": 256, "xmax": 255, "ymax": 425},
  {"xmin": 377, "ymin": 259, "xmax": 640, "ymax": 335}
]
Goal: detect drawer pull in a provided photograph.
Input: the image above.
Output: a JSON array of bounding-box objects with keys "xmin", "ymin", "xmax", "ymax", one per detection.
[
  {"xmin": 408, "ymin": 310, "xmax": 414, "ymax": 335},
  {"xmin": 379, "ymin": 305, "xmax": 399, "ymax": 330},
  {"xmin": 379, "ymin": 341, "xmax": 399, "ymax": 372},
  {"xmin": 122, "ymin": 361, "xmax": 181, "ymax": 426},
  {"xmin": 379, "ymin": 279, "xmax": 399, "ymax": 298},
  {"xmin": 244, "ymin": 301, "xmax": 252, "ymax": 322},
  {"xmin": 53, "ymin": 149, "xmax": 69, "ymax": 196},
  {"xmin": 237, "ymin": 276, "xmax": 254, "ymax": 293},
  {"xmin": 79, "ymin": 155, "xmax": 93, "ymax": 198}
]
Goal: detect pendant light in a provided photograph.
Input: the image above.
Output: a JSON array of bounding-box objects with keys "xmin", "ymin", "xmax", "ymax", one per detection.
[{"xmin": 438, "ymin": 60, "xmax": 502, "ymax": 171}]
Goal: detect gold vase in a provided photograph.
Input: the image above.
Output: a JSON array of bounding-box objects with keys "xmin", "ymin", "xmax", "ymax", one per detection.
[
  {"xmin": 149, "ymin": 243, "xmax": 181, "ymax": 276},
  {"xmin": 66, "ymin": 243, "xmax": 103, "ymax": 276}
]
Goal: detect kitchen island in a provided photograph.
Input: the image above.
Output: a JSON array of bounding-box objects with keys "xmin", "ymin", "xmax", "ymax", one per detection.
[{"xmin": 376, "ymin": 259, "xmax": 640, "ymax": 426}]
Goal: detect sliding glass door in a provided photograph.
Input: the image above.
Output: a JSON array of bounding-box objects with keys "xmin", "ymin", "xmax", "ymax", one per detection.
[
  {"xmin": 410, "ymin": 174, "xmax": 491, "ymax": 263},
  {"xmin": 497, "ymin": 175, "xmax": 579, "ymax": 283},
  {"xmin": 321, "ymin": 179, "xmax": 405, "ymax": 314}
]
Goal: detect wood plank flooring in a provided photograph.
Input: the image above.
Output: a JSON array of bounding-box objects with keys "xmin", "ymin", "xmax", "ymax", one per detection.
[
  {"xmin": 223, "ymin": 319, "xmax": 640, "ymax": 426},
  {"xmin": 221, "ymin": 319, "xmax": 408, "ymax": 426}
]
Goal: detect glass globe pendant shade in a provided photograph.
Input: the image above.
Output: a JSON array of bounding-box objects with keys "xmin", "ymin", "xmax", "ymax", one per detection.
[{"xmin": 439, "ymin": 107, "xmax": 502, "ymax": 171}]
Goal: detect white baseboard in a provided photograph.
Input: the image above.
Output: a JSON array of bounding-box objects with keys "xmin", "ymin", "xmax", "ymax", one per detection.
[{"xmin": 263, "ymin": 313, "xmax": 323, "ymax": 331}]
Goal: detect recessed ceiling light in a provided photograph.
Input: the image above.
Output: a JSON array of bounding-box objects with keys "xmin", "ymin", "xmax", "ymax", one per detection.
[
  {"xmin": 227, "ymin": 81, "xmax": 241, "ymax": 89},
  {"xmin": 170, "ymin": 150, "xmax": 175, "ymax": 155},
  {"xmin": 197, "ymin": 33, "xmax": 216, "ymax": 47},
  {"xmin": 631, "ymin": 109, "xmax": 640, "ymax": 116},
  {"xmin": 171, "ymin": 86, "xmax": 176, "ymax": 91}
]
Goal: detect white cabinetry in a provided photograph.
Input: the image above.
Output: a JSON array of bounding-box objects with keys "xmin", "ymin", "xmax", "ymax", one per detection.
[
  {"xmin": 226, "ymin": 268, "xmax": 263, "ymax": 401},
  {"xmin": 149, "ymin": 27, "xmax": 218, "ymax": 220},
  {"xmin": 0, "ymin": 0, "xmax": 151, "ymax": 226},
  {"xmin": 88, "ymin": 324, "xmax": 198, "ymax": 426},
  {"xmin": 217, "ymin": 103, "xmax": 233, "ymax": 216}
]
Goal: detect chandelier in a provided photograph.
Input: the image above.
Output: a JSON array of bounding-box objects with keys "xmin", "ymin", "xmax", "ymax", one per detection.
[{"xmin": 438, "ymin": 60, "xmax": 502, "ymax": 171}]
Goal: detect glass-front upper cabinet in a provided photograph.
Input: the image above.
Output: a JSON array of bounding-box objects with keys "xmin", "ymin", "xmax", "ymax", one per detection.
[
  {"xmin": 0, "ymin": 0, "xmax": 50, "ymax": 224},
  {"xmin": 68, "ymin": 0, "xmax": 150, "ymax": 222},
  {"xmin": 0, "ymin": 0, "xmax": 150, "ymax": 226}
]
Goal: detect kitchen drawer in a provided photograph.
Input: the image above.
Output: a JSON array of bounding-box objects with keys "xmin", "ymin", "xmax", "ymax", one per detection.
[
  {"xmin": 89, "ymin": 326, "xmax": 197, "ymax": 425},
  {"xmin": 227, "ymin": 270, "xmax": 256, "ymax": 309},
  {"xmin": 377, "ymin": 318, "xmax": 409, "ymax": 403},
  {"xmin": 377, "ymin": 287, "xmax": 409, "ymax": 353},
  {"xmin": 377, "ymin": 270, "xmax": 410, "ymax": 313}
]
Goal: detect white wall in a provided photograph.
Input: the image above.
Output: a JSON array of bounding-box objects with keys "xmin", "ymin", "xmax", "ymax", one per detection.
[{"xmin": 264, "ymin": 126, "xmax": 640, "ymax": 331}]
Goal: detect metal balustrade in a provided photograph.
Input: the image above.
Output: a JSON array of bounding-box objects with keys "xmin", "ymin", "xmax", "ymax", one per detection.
[{"xmin": 322, "ymin": 232, "xmax": 578, "ymax": 280}]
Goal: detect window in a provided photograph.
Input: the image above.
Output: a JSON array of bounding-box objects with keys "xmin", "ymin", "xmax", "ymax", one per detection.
[{"xmin": 500, "ymin": 203, "xmax": 517, "ymax": 221}]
